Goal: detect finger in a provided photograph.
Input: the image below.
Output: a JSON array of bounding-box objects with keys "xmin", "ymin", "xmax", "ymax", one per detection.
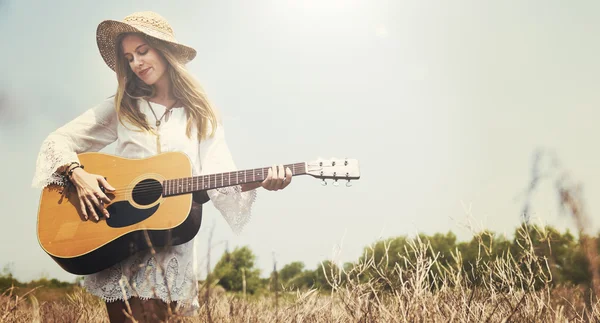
[
  {"xmin": 282, "ymin": 167, "xmax": 293, "ymax": 189},
  {"xmin": 79, "ymin": 198, "xmax": 88, "ymax": 221},
  {"xmin": 273, "ymin": 165, "xmax": 281, "ymax": 190},
  {"xmin": 95, "ymin": 188, "xmax": 111, "ymax": 204},
  {"xmin": 268, "ymin": 165, "xmax": 277, "ymax": 190},
  {"xmin": 94, "ymin": 192, "xmax": 110, "ymax": 218},
  {"xmin": 98, "ymin": 176, "xmax": 116, "ymax": 192},
  {"xmin": 266, "ymin": 166, "xmax": 277, "ymax": 190},
  {"xmin": 84, "ymin": 197, "xmax": 99, "ymax": 221},
  {"xmin": 277, "ymin": 164, "xmax": 285, "ymax": 189},
  {"xmin": 87, "ymin": 193, "xmax": 101, "ymax": 209},
  {"xmin": 262, "ymin": 167, "xmax": 273, "ymax": 190}
]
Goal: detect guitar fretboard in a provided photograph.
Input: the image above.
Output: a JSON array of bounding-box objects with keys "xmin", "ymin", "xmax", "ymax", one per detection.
[{"xmin": 162, "ymin": 163, "xmax": 306, "ymax": 197}]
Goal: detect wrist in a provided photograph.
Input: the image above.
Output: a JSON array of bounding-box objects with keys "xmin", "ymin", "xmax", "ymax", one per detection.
[
  {"xmin": 68, "ymin": 165, "xmax": 85, "ymax": 181},
  {"xmin": 59, "ymin": 161, "xmax": 79, "ymax": 176}
]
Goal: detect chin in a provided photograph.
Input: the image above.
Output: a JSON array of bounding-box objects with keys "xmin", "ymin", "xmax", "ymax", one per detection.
[{"xmin": 139, "ymin": 76, "xmax": 157, "ymax": 86}]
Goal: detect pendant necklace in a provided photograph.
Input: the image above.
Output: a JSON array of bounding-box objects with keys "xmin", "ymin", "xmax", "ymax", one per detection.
[{"xmin": 146, "ymin": 99, "xmax": 179, "ymax": 153}]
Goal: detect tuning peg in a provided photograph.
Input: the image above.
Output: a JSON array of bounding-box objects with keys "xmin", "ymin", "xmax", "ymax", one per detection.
[
  {"xmin": 346, "ymin": 180, "xmax": 352, "ymax": 187},
  {"xmin": 321, "ymin": 179, "xmax": 327, "ymax": 186},
  {"xmin": 333, "ymin": 179, "xmax": 339, "ymax": 187}
]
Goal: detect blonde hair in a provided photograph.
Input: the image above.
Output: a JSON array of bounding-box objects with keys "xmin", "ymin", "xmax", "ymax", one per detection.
[{"xmin": 113, "ymin": 33, "xmax": 218, "ymax": 140}]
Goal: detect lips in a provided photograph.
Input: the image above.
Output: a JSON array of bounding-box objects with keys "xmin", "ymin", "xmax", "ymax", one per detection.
[{"xmin": 138, "ymin": 67, "xmax": 151, "ymax": 77}]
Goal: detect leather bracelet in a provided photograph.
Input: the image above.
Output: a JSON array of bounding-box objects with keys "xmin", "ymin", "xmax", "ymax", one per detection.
[
  {"xmin": 62, "ymin": 162, "xmax": 80, "ymax": 176},
  {"xmin": 67, "ymin": 164, "xmax": 85, "ymax": 178}
]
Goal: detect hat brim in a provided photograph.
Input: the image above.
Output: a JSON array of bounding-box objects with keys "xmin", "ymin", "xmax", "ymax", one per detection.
[{"xmin": 96, "ymin": 20, "xmax": 197, "ymax": 71}]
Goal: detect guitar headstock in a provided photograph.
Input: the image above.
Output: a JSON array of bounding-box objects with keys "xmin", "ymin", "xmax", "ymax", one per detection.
[{"xmin": 306, "ymin": 158, "xmax": 360, "ymax": 186}]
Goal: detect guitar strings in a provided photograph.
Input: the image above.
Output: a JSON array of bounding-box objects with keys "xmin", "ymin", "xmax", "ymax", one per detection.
[
  {"xmin": 79, "ymin": 165, "xmax": 308, "ymax": 196},
  {"xmin": 113, "ymin": 165, "xmax": 306, "ymax": 191}
]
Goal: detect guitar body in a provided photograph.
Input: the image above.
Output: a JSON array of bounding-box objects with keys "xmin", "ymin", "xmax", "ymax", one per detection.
[{"xmin": 37, "ymin": 152, "xmax": 205, "ymax": 275}]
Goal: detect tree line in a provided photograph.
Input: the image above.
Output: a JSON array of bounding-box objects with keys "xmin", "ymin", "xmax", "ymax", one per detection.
[{"xmin": 210, "ymin": 224, "xmax": 600, "ymax": 294}]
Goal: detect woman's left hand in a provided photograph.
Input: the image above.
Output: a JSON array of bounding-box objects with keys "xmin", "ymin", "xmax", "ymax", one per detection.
[{"xmin": 261, "ymin": 164, "xmax": 292, "ymax": 191}]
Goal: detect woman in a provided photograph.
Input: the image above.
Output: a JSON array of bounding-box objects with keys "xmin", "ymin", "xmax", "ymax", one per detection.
[{"xmin": 32, "ymin": 11, "xmax": 292, "ymax": 322}]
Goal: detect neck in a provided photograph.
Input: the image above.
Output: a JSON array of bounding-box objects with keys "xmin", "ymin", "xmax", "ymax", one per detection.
[
  {"xmin": 162, "ymin": 162, "xmax": 308, "ymax": 197},
  {"xmin": 153, "ymin": 74, "xmax": 174, "ymax": 102}
]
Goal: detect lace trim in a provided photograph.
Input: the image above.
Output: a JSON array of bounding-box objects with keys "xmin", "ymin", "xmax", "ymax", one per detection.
[
  {"xmin": 83, "ymin": 251, "xmax": 199, "ymax": 311},
  {"xmin": 31, "ymin": 137, "xmax": 79, "ymax": 188},
  {"xmin": 209, "ymin": 186, "xmax": 257, "ymax": 234}
]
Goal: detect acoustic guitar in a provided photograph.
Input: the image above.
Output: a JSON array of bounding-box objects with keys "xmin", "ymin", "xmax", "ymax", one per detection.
[{"xmin": 36, "ymin": 152, "xmax": 360, "ymax": 275}]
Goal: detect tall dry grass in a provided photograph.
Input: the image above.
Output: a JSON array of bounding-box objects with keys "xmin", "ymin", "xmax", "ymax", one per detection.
[{"xmin": 1, "ymin": 226, "xmax": 598, "ymax": 322}]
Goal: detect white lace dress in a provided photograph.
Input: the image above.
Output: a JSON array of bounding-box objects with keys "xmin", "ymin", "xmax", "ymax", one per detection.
[{"xmin": 31, "ymin": 97, "xmax": 256, "ymax": 312}]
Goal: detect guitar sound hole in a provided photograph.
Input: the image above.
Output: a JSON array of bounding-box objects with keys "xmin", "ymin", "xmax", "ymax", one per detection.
[{"xmin": 132, "ymin": 179, "xmax": 163, "ymax": 205}]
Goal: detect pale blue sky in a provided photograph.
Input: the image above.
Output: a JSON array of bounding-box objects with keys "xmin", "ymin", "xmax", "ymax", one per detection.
[{"xmin": 1, "ymin": 0, "xmax": 599, "ymax": 282}]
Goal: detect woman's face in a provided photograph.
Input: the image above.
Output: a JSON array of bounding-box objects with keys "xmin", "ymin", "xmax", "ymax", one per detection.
[{"xmin": 121, "ymin": 34, "xmax": 168, "ymax": 86}]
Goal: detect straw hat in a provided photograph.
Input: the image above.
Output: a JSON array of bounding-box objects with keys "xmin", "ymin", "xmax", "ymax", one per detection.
[{"xmin": 96, "ymin": 11, "xmax": 197, "ymax": 71}]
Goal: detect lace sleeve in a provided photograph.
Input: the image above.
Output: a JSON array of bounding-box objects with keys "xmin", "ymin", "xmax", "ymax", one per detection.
[
  {"xmin": 199, "ymin": 123, "xmax": 257, "ymax": 234},
  {"xmin": 31, "ymin": 98, "xmax": 118, "ymax": 188}
]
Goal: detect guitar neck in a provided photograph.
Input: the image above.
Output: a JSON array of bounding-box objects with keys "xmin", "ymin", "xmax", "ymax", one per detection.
[{"xmin": 162, "ymin": 162, "xmax": 307, "ymax": 197}]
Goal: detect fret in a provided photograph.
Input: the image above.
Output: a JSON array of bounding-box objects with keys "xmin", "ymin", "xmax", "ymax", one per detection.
[{"xmin": 244, "ymin": 170, "xmax": 247, "ymax": 183}]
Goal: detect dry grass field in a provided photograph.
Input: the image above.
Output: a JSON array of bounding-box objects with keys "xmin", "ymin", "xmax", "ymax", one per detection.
[{"xmin": 1, "ymin": 227, "xmax": 598, "ymax": 323}]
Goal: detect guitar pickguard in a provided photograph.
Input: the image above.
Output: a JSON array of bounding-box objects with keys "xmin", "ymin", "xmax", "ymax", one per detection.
[{"xmin": 106, "ymin": 202, "xmax": 160, "ymax": 228}]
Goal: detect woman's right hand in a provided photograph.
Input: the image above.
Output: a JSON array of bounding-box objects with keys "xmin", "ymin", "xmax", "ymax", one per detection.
[{"xmin": 69, "ymin": 167, "xmax": 115, "ymax": 221}]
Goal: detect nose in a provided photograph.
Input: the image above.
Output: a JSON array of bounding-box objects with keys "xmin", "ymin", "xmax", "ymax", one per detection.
[{"xmin": 133, "ymin": 55, "xmax": 144, "ymax": 69}]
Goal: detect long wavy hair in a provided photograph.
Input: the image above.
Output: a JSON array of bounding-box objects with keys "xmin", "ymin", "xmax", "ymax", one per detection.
[{"xmin": 113, "ymin": 32, "xmax": 218, "ymax": 140}]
